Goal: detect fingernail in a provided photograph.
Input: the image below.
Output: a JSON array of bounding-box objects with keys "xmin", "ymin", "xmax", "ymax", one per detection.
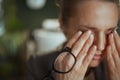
[
  {"xmin": 87, "ymin": 30, "xmax": 91, "ymax": 34},
  {"xmin": 78, "ymin": 31, "xmax": 82, "ymax": 34},
  {"xmin": 94, "ymin": 45, "xmax": 97, "ymax": 49},
  {"xmin": 114, "ymin": 30, "xmax": 117, "ymax": 35},
  {"xmin": 90, "ymin": 34, "xmax": 94, "ymax": 39},
  {"xmin": 93, "ymin": 45, "xmax": 97, "ymax": 50},
  {"xmin": 111, "ymin": 34, "xmax": 113, "ymax": 38}
]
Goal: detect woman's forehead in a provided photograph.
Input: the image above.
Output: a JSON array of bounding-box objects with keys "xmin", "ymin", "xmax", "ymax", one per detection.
[
  {"xmin": 76, "ymin": 1, "xmax": 118, "ymax": 14},
  {"xmin": 73, "ymin": 1, "xmax": 119, "ymax": 30}
]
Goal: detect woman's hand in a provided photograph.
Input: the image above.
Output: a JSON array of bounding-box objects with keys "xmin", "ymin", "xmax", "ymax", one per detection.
[
  {"xmin": 55, "ymin": 31, "xmax": 96, "ymax": 80},
  {"xmin": 107, "ymin": 31, "xmax": 120, "ymax": 80}
]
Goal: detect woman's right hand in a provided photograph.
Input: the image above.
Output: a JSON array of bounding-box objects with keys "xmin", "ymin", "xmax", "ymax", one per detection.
[{"xmin": 55, "ymin": 30, "xmax": 96, "ymax": 80}]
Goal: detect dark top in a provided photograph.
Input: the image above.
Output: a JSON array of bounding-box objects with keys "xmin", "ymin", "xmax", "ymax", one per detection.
[{"xmin": 27, "ymin": 51, "xmax": 109, "ymax": 80}]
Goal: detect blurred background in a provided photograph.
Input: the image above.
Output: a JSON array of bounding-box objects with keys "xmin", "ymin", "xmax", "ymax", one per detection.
[
  {"xmin": 0, "ymin": 0, "xmax": 67, "ymax": 80},
  {"xmin": 0, "ymin": 0, "xmax": 120, "ymax": 80}
]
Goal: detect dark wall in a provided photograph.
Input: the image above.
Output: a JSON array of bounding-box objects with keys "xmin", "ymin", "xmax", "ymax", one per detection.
[{"xmin": 16, "ymin": 0, "xmax": 59, "ymax": 30}]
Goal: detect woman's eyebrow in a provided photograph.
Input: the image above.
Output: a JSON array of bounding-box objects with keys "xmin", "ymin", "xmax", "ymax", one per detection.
[
  {"xmin": 77, "ymin": 25, "xmax": 98, "ymax": 30},
  {"xmin": 77, "ymin": 25, "xmax": 118, "ymax": 30},
  {"xmin": 107, "ymin": 26, "xmax": 118, "ymax": 30}
]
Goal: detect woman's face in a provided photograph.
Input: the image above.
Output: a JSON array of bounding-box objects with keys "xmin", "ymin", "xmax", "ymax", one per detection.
[{"xmin": 61, "ymin": 1, "xmax": 119, "ymax": 67}]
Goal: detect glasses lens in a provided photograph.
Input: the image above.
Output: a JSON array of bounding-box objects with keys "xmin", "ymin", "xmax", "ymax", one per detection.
[{"xmin": 54, "ymin": 52, "xmax": 76, "ymax": 73}]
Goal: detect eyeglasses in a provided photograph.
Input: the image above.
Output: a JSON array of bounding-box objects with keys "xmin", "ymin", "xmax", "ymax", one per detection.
[
  {"xmin": 42, "ymin": 47, "xmax": 76, "ymax": 80},
  {"xmin": 52, "ymin": 47, "xmax": 76, "ymax": 74}
]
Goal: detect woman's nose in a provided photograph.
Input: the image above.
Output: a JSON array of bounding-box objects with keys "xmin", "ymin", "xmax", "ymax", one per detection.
[{"xmin": 96, "ymin": 32, "xmax": 105, "ymax": 51}]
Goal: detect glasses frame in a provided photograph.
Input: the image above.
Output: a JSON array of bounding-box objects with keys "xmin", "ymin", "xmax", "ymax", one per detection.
[{"xmin": 52, "ymin": 47, "xmax": 76, "ymax": 74}]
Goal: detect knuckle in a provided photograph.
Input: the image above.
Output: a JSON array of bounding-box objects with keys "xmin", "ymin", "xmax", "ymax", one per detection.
[
  {"xmin": 72, "ymin": 46, "xmax": 79, "ymax": 53},
  {"xmin": 83, "ymin": 33, "xmax": 90, "ymax": 39},
  {"xmin": 69, "ymin": 39, "xmax": 75, "ymax": 44},
  {"xmin": 64, "ymin": 61, "xmax": 72, "ymax": 70},
  {"xmin": 66, "ymin": 42, "xmax": 72, "ymax": 48},
  {"xmin": 81, "ymin": 35, "xmax": 88, "ymax": 42},
  {"xmin": 81, "ymin": 49, "xmax": 87, "ymax": 55},
  {"xmin": 81, "ymin": 35, "xmax": 87, "ymax": 40},
  {"xmin": 73, "ymin": 43, "xmax": 80, "ymax": 49},
  {"xmin": 87, "ymin": 39, "xmax": 93, "ymax": 45},
  {"xmin": 83, "ymin": 45, "xmax": 90, "ymax": 52}
]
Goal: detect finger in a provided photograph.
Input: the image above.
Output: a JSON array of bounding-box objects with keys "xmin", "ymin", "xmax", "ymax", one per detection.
[
  {"xmin": 82, "ymin": 45, "xmax": 96, "ymax": 71},
  {"xmin": 109, "ymin": 34, "xmax": 119, "ymax": 61},
  {"xmin": 54, "ymin": 52, "xmax": 67, "ymax": 71},
  {"xmin": 65, "ymin": 31, "xmax": 82, "ymax": 48},
  {"xmin": 72, "ymin": 30, "xmax": 91, "ymax": 56},
  {"xmin": 113, "ymin": 31, "xmax": 120, "ymax": 53},
  {"xmin": 63, "ymin": 52, "xmax": 76, "ymax": 71},
  {"xmin": 76, "ymin": 34, "xmax": 94, "ymax": 62},
  {"xmin": 62, "ymin": 31, "xmax": 82, "ymax": 69},
  {"xmin": 106, "ymin": 45, "xmax": 116, "ymax": 75}
]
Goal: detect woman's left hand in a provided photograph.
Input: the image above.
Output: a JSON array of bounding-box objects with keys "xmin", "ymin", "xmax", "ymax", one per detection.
[{"xmin": 107, "ymin": 31, "xmax": 120, "ymax": 80}]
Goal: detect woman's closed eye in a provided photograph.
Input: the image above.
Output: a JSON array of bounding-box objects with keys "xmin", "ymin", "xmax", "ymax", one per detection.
[{"xmin": 106, "ymin": 27, "xmax": 118, "ymax": 35}]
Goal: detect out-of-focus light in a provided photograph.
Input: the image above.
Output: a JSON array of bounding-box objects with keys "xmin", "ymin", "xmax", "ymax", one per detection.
[
  {"xmin": 0, "ymin": 22, "xmax": 5, "ymax": 37},
  {"xmin": 0, "ymin": 0, "xmax": 2, "ymax": 3},
  {"xmin": 33, "ymin": 29, "xmax": 66, "ymax": 54},
  {"xmin": 26, "ymin": 0, "xmax": 46, "ymax": 10},
  {"xmin": 42, "ymin": 19, "xmax": 60, "ymax": 30}
]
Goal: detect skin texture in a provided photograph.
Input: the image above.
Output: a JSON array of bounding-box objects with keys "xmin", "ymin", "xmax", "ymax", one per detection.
[
  {"xmin": 55, "ymin": 1, "xmax": 120, "ymax": 80},
  {"xmin": 106, "ymin": 31, "xmax": 120, "ymax": 80}
]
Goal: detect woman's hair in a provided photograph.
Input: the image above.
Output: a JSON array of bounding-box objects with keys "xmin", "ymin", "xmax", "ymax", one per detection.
[{"xmin": 56, "ymin": 0, "xmax": 119, "ymax": 24}]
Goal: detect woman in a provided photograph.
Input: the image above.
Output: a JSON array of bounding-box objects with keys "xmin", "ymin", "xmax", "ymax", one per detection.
[{"xmin": 28, "ymin": 0, "xmax": 120, "ymax": 80}]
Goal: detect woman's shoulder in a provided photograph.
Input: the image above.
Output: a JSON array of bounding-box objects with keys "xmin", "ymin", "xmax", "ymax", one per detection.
[
  {"xmin": 28, "ymin": 52, "xmax": 57, "ymax": 68},
  {"xmin": 27, "ymin": 52, "xmax": 58, "ymax": 80}
]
